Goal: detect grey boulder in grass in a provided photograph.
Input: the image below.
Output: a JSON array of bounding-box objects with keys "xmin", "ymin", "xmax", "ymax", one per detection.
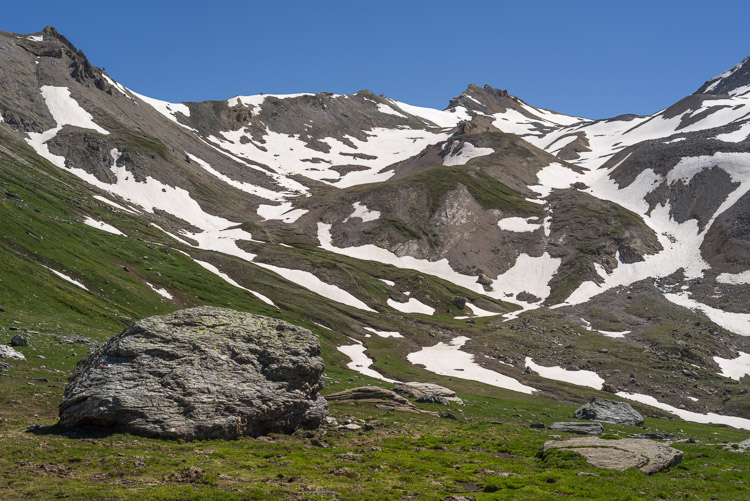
[
  {"xmin": 59, "ymin": 306, "xmax": 327, "ymax": 440},
  {"xmin": 574, "ymin": 398, "xmax": 644, "ymax": 426}
]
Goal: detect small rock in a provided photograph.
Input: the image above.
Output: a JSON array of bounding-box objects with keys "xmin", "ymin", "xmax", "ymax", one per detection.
[
  {"xmin": 530, "ymin": 423, "xmax": 546, "ymax": 429},
  {"xmin": 439, "ymin": 410, "xmax": 458, "ymax": 420},
  {"xmin": 338, "ymin": 423, "xmax": 362, "ymax": 431},
  {"xmin": 628, "ymin": 433, "xmax": 679, "ymax": 440},
  {"xmin": 0, "ymin": 345, "xmax": 25, "ymax": 361},
  {"xmin": 11, "ymin": 335, "xmax": 29, "ymax": 347},
  {"xmin": 416, "ymin": 393, "xmax": 450, "ymax": 406}
]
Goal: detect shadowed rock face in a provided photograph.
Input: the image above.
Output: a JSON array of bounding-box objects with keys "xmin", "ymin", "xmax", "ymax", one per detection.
[{"xmin": 58, "ymin": 306, "xmax": 327, "ymax": 440}]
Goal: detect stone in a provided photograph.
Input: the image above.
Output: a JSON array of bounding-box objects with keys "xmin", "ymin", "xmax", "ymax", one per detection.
[
  {"xmin": 58, "ymin": 306, "xmax": 327, "ymax": 440},
  {"xmin": 543, "ymin": 437, "xmax": 683, "ymax": 474},
  {"xmin": 477, "ymin": 273, "xmax": 493, "ymax": 286},
  {"xmin": 574, "ymin": 398, "xmax": 644, "ymax": 426},
  {"xmin": 0, "ymin": 345, "xmax": 25, "ymax": 360},
  {"xmin": 628, "ymin": 433, "xmax": 679, "ymax": 441},
  {"xmin": 549, "ymin": 422, "xmax": 603, "ymax": 435},
  {"xmin": 450, "ymin": 296, "xmax": 467, "ymax": 309},
  {"xmin": 416, "ymin": 393, "xmax": 450, "ymax": 405},
  {"xmin": 10, "ymin": 334, "xmax": 28, "ymax": 347},
  {"xmin": 439, "ymin": 410, "xmax": 459, "ymax": 420},
  {"xmin": 392, "ymin": 382, "xmax": 464, "ymax": 404},
  {"xmin": 326, "ymin": 386, "xmax": 420, "ymax": 413},
  {"xmin": 337, "ymin": 423, "xmax": 362, "ymax": 431}
]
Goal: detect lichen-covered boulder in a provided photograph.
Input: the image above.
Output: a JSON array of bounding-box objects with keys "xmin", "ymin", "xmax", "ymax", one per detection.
[
  {"xmin": 59, "ymin": 306, "xmax": 327, "ymax": 440},
  {"xmin": 574, "ymin": 398, "xmax": 644, "ymax": 426}
]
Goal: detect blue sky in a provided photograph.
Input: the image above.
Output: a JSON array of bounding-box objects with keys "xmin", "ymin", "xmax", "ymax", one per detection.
[{"xmin": 4, "ymin": 0, "xmax": 750, "ymax": 118}]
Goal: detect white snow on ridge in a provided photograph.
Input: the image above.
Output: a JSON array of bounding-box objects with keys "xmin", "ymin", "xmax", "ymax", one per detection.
[
  {"xmin": 407, "ymin": 336, "xmax": 535, "ymax": 394},
  {"xmin": 376, "ymin": 102, "xmax": 407, "ymax": 118},
  {"xmin": 129, "ymin": 89, "xmax": 194, "ymax": 129},
  {"xmin": 442, "ymin": 141, "xmax": 494, "ymax": 166},
  {"xmin": 227, "ymin": 93, "xmax": 313, "ymax": 109},
  {"xmin": 26, "ymin": 35, "xmax": 43, "ymax": 42},
  {"xmin": 715, "ymin": 124, "xmax": 750, "ymax": 143},
  {"xmin": 209, "ymin": 125, "xmax": 450, "ymax": 189},
  {"xmin": 257, "ymin": 201, "xmax": 308, "ymax": 223},
  {"xmin": 82, "ymin": 217, "xmax": 125, "ymax": 236},
  {"xmin": 192, "ymin": 259, "xmax": 275, "ymax": 306},
  {"xmin": 147, "ymin": 283, "xmax": 173, "ymax": 300},
  {"xmin": 390, "ymin": 100, "xmax": 470, "ymax": 128},
  {"xmin": 344, "ymin": 202, "xmax": 380, "ymax": 223},
  {"xmin": 713, "ymin": 352, "xmax": 750, "ymax": 381},
  {"xmin": 338, "ymin": 339, "xmax": 396, "ymax": 382},
  {"xmin": 26, "ymin": 86, "xmax": 109, "ymax": 168},
  {"xmin": 387, "ymin": 297, "xmax": 435, "ymax": 315},
  {"xmin": 43, "ymin": 266, "xmax": 88, "ymax": 291},
  {"xmin": 617, "ymin": 391, "xmax": 750, "ymax": 431},
  {"xmin": 525, "ymin": 357, "xmax": 604, "ymax": 390}
]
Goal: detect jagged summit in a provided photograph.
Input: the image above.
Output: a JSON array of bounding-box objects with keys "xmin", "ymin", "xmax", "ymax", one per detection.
[{"xmin": 695, "ymin": 56, "xmax": 750, "ymax": 96}]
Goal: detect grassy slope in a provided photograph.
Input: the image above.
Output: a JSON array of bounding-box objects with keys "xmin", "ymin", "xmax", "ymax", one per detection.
[{"xmin": 1, "ymin": 130, "xmax": 749, "ymax": 499}]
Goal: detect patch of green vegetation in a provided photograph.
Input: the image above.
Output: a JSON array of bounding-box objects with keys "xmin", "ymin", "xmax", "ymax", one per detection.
[{"xmin": 122, "ymin": 132, "xmax": 170, "ymax": 160}]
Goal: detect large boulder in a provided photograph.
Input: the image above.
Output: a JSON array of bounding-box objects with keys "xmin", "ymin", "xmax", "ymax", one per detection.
[
  {"xmin": 392, "ymin": 382, "xmax": 464, "ymax": 404},
  {"xmin": 543, "ymin": 437, "xmax": 683, "ymax": 474},
  {"xmin": 574, "ymin": 398, "xmax": 644, "ymax": 426},
  {"xmin": 58, "ymin": 307, "xmax": 327, "ymax": 440}
]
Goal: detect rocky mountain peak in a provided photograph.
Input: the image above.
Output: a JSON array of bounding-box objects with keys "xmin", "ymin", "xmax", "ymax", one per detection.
[
  {"xmin": 694, "ymin": 56, "xmax": 750, "ymax": 96},
  {"xmin": 446, "ymin": 83, "xmax": 518, "ymax": 114}
]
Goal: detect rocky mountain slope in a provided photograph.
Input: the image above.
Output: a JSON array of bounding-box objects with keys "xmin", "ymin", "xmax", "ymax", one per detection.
[{"xmin": 1, "ymin": 26, "xmax": 749, "ymax": 430}]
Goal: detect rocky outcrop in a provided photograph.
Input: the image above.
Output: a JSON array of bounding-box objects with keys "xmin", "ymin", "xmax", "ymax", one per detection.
[
  {"xmin": 325, "ymin": 386, "xmax": 418, "ymax": 412},
  {"xmin": 549, "ymin": 422, "xmax": 603, "ymax": 435},
  {"xmin": 574, "ymin": 398, "xmax": 644, "ymax": 426},
  {"xmin": 392, "ymin": 382, "xmax": 464, "ymax": 404},
  {"xmin": 58, "ymin": 307, "xmax": 327, "ymax": 440},
  {"xmin": 543, "ymin": 437, "xmax": 684, "ymax": 474}
]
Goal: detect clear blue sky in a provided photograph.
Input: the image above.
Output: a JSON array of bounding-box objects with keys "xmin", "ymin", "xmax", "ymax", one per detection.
[{"xmin": 4, "ymin": 0, "xmax": 750, "ymax": 119}]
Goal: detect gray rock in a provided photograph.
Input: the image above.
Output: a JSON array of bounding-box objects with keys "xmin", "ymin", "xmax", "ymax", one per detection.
[
  {"xmin": 10, "ymin": 334, "xmax": 28, "ymax": 347},
  {"xmin": 58, "ymin": 306, "xmax": 327, "ymax": 440},
  {"xmin": 543, "ymin": 437, "xmax": 683, "ymax": 474},
  {"xmin": 574, "ymin": 398, "xmax": 644, "ymax": 426},
  {"xmin": 416, "ymin": 393, "xmax": 450, "ymax": 405},
  {"xmin": 0, "ymin": 345, "xmax": 25, "ymax": 360},
  {"xmin": 628, "ymin": 433, "xmax": 679, "ymax": 440},
  {"xmin": 392, "ymin": 382, "xmax": 463, "ymax": 404},
  {"xmin": 337, "ymin": 423, "xmax": 362, "ymax": 431},
  {"xmin": 549, "ymin": 422, "xmax": 603, "ymax": 435}
]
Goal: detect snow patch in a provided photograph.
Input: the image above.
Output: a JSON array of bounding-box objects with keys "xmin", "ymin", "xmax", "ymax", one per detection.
[
  {"xmin": 192, "ymin": 259, "xmax": 275, "ymax": 306},
  {"xmin": 497, "ymin": 217, "xmax": 542, "ymax": 232},
  {"xmin": 525, "ymin": 357, "xmax": 604, "ymax": 390},
  {"xmin": 713, "ymin": 352, "xmax": 750, "ymax": 381},
  {"xmin": 82, "ymin": 217, "xmax": 125, "ymax": 236},
  {"xmin": 147, "ymin": 283, "xmax": 173, "ymax": 300},
  {"xmin": 407, "ymin": 336, "xmax": 535, "ymax": 394},
  {"xmin": 363, "ymin": 327, "xmax": 403, "ymax": 339},
  {"xmin": 44, "ymin": 266, "xmax": 88, "ymax": 291},
  {"xmin": 617, "ymin": 392, "xmax": 750, "ymax": 431},
  {"xmin": 664, "ymin": 292, "xmax": 750, "ymax": 336},
  {"xmin": 344, "ymin": 202, "xmax": 380, "ymax": 223},
  {"xmin": 337, "ymin": 340, "xmax": 396, "ymax": 382},
  {"xmin": 257, "ymin": 201, "xmax": 308, "ymax": 223},
  {"xmin": 717, "ymin": 270, "xmax": 750, "ymax": 285},
  {"xmin": 387, "ymin": 298, "xmax": 435, "ymax": 315},
  {"xmin": 442, "ymin": 141, "xmax": 494, "ymax": 166},
  {"xmin": 26, "ymin": 86, "xmax": 109, "ymax": 168}
]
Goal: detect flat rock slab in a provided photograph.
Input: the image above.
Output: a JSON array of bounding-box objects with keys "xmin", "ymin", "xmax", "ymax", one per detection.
[
  {"xmin": 59, "ymin": 307, "xmax": 327, "ymax": 440},
  {"xmin": 549, "ymin": 421, "xmax": 603, "ymax": 435},
  {"xmin": 392, "ymin": 382, "xmax": 463, "ymax": 404},
  {"xmin": 543, "ymin": 437, "xmax": 683, "ymax": 474}
]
